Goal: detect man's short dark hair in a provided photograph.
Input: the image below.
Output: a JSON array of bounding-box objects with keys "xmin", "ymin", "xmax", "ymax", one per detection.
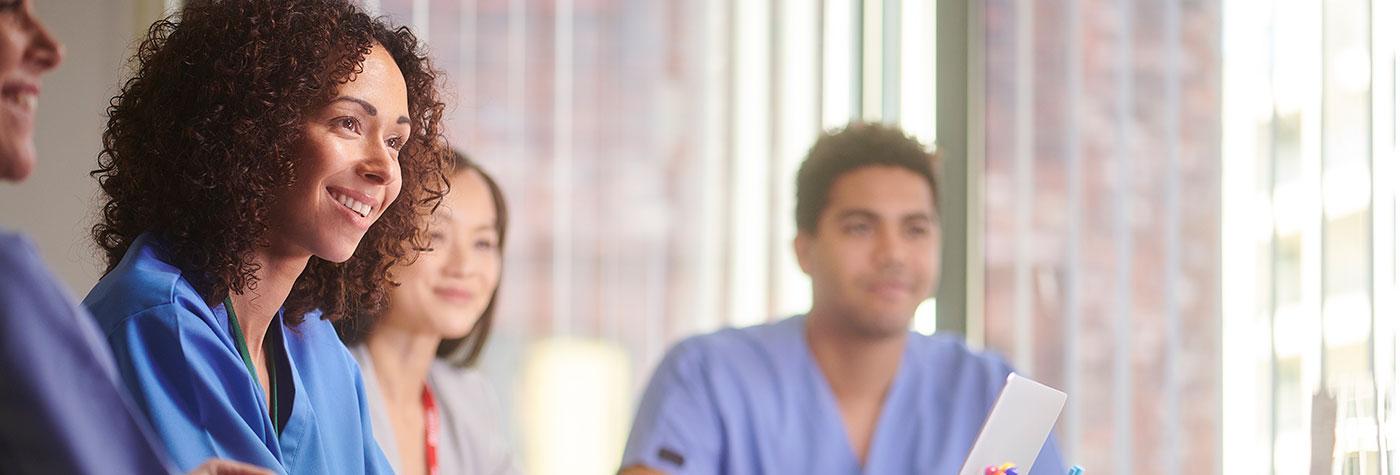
[{"xmin": 794, "ymin": 122, "xmax": 939, "ymax": 234}]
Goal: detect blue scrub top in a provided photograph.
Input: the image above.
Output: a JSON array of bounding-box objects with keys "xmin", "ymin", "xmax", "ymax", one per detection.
[
  {"xmin": 0, "ymin": 230, "xmax": 174, "ymax": 474},
  {"xmin": 82, "ymin": 233, "xmax": 392, "ymax": 474},
  {"xmin": 623, "ymin": 315, "xmax": 1066, "ymax": 474}
]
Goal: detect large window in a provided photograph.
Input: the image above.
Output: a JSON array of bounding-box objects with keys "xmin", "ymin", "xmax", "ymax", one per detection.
[
  {"xmin": 977, "ymin": 0, "xmax": 1223, "ymax": 472},
  {"xmin": 1223, "ymin": 0, "xmax": 1398, "ymax": 473}
]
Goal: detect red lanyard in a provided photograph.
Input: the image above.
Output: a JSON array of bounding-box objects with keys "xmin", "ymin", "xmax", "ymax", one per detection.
[{"xmin": 422, "ymin": 386, "xmax": 439, "ymax": 475}]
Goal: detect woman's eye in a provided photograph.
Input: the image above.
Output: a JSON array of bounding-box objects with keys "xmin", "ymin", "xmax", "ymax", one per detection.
[
  {"xmin": 387, "ymin": 137, "xmax": 403, "ymax": 150},
  {"xmin": 475, "ymin": 239, "xmax": 498, "ymax": 251},
  {"xmin": 336, "ymin": 117, "xmax": 360, "ymax": 134}
]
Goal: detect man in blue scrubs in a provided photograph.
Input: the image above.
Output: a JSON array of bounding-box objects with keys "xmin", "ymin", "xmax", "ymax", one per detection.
[{"xmin": 622, "ymin": 123, "xmax": 1065, "ymax": 474}]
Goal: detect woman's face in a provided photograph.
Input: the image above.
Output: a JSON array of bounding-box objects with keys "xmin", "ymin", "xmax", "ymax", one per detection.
[
  {"xmin": 383, "ymin": 169, "xmax": 502, "ymax": 339},
  {"xmin": 0, "ymin": 0, "xmax": 62, "ymax": 182},
  {"xmin": 269, "ymin": 44, "xmax": 409, "ymax": 262}
]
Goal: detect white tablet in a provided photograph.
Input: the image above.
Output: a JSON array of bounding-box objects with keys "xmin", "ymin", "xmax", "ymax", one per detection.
[{"xmin": 958, "ymin": 373, "xmax": 1067, "ymax": 475}]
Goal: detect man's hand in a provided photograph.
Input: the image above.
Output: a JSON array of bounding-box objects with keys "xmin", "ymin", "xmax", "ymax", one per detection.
[
  {"xmin": 188, "ymin": 459, "xmax": 275, "ymax": 475},
  {"xmin": 618, "ymin": 465, "xmax": 666, "ymax": 475}
]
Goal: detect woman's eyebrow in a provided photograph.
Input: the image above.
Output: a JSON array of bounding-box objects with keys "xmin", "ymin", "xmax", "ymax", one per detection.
[
  {"xmin": 332, "ymin": 96, "xmax": 411, "ymax": 125},
  {"xmin": 331, "ymin": 96, "xmax": 378, "ymax": 116}
]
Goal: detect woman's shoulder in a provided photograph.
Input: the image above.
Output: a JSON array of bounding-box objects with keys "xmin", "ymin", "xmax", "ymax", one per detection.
[
  {"xmin": 83, "ymin": 233, "xmax": 206, "ymax": 329},
  {"xmin": 429, "ymin": 361, "xmax": 509, "ymax": 425},
  {"xmin": 428, "ymin": 362, "xmax": 509, "ymax": 439},
  {"xmin": 428, "ymin": 360, "xmax": 498, "ymax": 397}
]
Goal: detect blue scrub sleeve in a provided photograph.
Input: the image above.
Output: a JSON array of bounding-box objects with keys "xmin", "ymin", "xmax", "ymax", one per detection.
[
  {"xmin": 107, "ymin": 302, "xmax": 283, "ymax": 473},
  {"xmin": 622, "ymin": 339, "xmax": 723, "ymax": 474},
  {"xmin": 0, "ymin": 236, "xmax": 174, "ymax": 475}
]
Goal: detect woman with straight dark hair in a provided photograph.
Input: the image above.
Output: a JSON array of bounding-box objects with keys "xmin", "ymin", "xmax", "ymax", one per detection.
[{"xmin": 338, "ymin": 151, "xmax": 519, "ymax": 475}]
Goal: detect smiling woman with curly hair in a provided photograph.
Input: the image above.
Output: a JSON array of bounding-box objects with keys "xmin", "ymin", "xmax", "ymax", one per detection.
[{"xmin": 80, "ymin": 0, "xmax": 449, "ymax": 472}]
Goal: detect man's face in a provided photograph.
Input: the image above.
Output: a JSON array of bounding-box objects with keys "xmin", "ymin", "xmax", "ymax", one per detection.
[{"xmin": 796, "ymin": 165, "xmax": 940, "ymax": 339}]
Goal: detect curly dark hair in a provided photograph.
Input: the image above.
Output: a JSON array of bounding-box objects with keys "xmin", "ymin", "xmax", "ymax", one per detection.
[
  {"xmin": 91, "ymin": 0, "xmax": 450, "ymax": 325},
  {"xmin": 795, "ymin": 122, "xmax": 939, "ymax": 234}
]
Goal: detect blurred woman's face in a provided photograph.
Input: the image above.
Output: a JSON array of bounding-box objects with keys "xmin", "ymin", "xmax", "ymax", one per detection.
[
  {"xmin": 268, "ymin": 44, "xmax": 407, "ymax": 262},
  {"xmin": 0, "ymin": 0, "xmax": 62, "ymax": 182},
  {"xmin": 383, "ymin": 169, "xmax": 502, "ymax": 339}
]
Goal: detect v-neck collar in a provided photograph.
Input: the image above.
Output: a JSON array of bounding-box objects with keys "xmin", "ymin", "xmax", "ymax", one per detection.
[
  {"xmin": 274, "ymin": 317, "xmax": 311, "ymax": 469},
  {"xmin": 216, "ymin": 302, "xmax": 310, "ymax": 467},
  {"xmin": 796, "ymin": 316, "xmax": 914, "ymax": 474},
  {"xmin": 224, "ymin": 297, "xmax": 284, "ymax": 433}
]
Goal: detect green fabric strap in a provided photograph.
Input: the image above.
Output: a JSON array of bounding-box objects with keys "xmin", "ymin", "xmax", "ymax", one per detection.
[{"xmin": 225, "ymin": 297, "xmax": 279, "ymax": 432}]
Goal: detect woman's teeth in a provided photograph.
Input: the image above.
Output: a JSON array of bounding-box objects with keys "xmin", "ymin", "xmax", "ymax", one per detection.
[{"xmin": 331, "ymin": 192, "xmax": 372, "ymax": 217}]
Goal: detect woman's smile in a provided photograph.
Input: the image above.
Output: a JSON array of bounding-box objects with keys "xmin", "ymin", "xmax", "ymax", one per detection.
[{"xmin": 326, "ymin": 186, "xmax": 379, "ymax": 223}]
